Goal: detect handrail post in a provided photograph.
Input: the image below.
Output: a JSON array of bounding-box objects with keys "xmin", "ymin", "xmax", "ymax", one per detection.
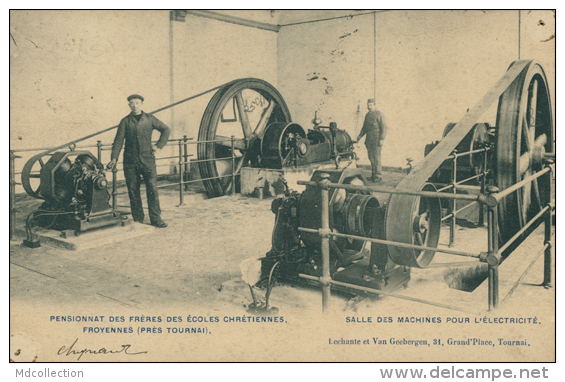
[
  {"xmin": 10, "ymin": 150, "xmax": 20, "ymax": 240},
  {"xmin": 543, "ymin": 164, "xmax": 554, "ymax": 288},
  {"xmin": 449, "ymin": 150, "xmax": 458, "ymax": 247},
  {"xmin": 112, "ymin": 166, "xmax": 118, "ymax": 211},
  {"xmin": 486, "ymin": 185, "xmax": 500, "ymax": 311},
  {"xmin": 178, "ymin": 140, "xmax": 184, "ymax": 206},
  {"xmin": 230, "ymin": 136, "xmax": 236, "ymax": 196},
  {"xmin": 318, "ymin": 173, "xmax": 332, "ymax": 313},
  {"xmin": 488, "ymin": 261, "xmax": 499, "ymax": 311},
  {"xmin": 478, "ymin": 148, "xmax": 488, "ymax": 226},
  {"xmin": 183, "ymin": 135, "xmax": 189, "ymax": 191},
  {"xmin": 96, "ymin": 140, "xmax": 103, "ymax": 162}
]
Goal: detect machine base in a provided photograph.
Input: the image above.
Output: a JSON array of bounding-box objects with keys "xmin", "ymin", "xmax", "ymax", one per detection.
[
  {"xmin": 332, "ymin": 257, "xmax": 410, "ymax": 296},
  {"xmin": 22, "ymin": 239, "xmax": 41, "ymax": 248},
  {"xmin": 70, "ymin": 211, "xmax": 124, "ymax": 234}
]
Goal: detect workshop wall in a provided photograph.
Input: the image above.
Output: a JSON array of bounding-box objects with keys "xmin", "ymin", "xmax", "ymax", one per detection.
[
  {"xmin": 10, "ymin": 10, "xmax": 278, "ymax": 175},
  {"xmin": 170, "ymin": 13, "xmax": 278, "ymax": 159},
  {"xmin": 10, "ymin": 10, "xmax": 172, "ymax": 153},
  {"xmin": 519, "ymin": 10, "xmax": 556, "ymax": 120},
  {"xmin": 10, "ymin": 10, "xmax": 554, "ymax": 177},
  {"xmin": 277, "ymin": 10, "xmax": 554, "ymax": 168},
  {"xmin": 277, "ymin": 13, "xmax": 374, "ymax": 145}
]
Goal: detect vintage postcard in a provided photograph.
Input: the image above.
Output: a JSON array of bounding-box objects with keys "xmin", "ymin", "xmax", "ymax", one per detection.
[{"xmin": 9, "ymin": 9, "xmax": 555, "ymax": 366}]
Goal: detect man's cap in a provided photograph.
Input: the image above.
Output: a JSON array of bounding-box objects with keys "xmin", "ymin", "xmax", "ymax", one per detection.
[
  {"xmin": 367, "ymin": 98, "xmax": 375, "ymax": 104},
  {"xmin": 127, "ymin": 94, "xmax": 144, "ymax": 102}
]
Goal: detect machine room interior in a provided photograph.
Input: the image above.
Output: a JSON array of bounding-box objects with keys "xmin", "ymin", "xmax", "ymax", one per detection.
[{"xmin": 9, "ymin": 10, "xmax": 555, "ymax": 319}]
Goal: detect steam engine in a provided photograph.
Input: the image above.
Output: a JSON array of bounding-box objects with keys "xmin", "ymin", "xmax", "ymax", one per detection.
[{"xmin": 259, "ymin": 121, "xmax": 356, "ymax": 168}]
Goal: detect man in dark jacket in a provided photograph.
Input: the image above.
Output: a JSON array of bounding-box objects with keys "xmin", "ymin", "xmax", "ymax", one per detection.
[
  {"xmin": 356, "ymin": 99, "xmax": 388, "ymax": 182},
  {"xmin": 107, "ymin": 94, "xmax": 170, "ymax": 228}
]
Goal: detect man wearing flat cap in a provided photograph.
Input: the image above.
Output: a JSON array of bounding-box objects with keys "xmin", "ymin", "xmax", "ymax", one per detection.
[
  {"xmin": 356, "ymin": 99, "xmax": 388, "ymax": 183},
  {"xmin": 108, "ymin": 94, "xmax": 170, "ymax": 228}
]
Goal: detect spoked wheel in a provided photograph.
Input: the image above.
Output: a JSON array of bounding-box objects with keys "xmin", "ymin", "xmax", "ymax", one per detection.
[
  {"xmin": 496, "ymin": 60, "xmax": 554, "ymax": 243},
  {"xmin": 197, "ymin": 78, "xmax": 291, "ymax": 197},
  {"xmin": 386, "ymin": 183, "xmax": 442, "ymax": 268},
  {"xmin": 21, "ymin": 152, "xmax": 53, "ymax": 199}
]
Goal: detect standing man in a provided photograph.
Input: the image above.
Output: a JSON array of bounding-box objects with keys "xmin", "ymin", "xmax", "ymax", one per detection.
[
  {"xmin": 356, "ymin": 99, "xmax": 388, "ymax": 183},
  {"xmin": 107, "ymin": 94, "xmax": 170, "ymax": 228}
]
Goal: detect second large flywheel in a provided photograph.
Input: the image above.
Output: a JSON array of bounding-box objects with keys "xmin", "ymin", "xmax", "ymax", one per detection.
[
  {"xmin": 385, "ymin": 59, "xmax": 554, "ymax": 268},
  {"xmin": 496, "ymin": 60, "xmax": 554, "ymax": 243},
  {"xmin": 197, "ymin": 78, "xmax": 291, "ymax": 198}
]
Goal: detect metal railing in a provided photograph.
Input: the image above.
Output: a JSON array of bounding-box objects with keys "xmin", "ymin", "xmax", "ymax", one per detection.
[
  {"xmin": 9, "ymin": 135, "xmax": 245, "ymax": 239},
  {"xmin": 434, "ymin": 147, "xmax": 491, "ymax": 246},
  {"xmin": 296, "ymin": 163, "xmax": 553, "ymax": 314}
]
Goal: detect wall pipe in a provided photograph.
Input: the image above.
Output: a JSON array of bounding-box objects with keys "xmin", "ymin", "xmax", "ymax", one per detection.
[{"xmin": 374, "ymin": 11, "xmax": 377, "ymax": 102}]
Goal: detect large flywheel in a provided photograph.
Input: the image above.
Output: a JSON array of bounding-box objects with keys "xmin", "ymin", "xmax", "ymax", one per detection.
[
  {"xmin": 197, "ymin": 78, "xmax": 291, "ymax": 197},
  {"xmin": 496, "ymin": 60, "xmax": 554, "ymax": 242},
  {"xmin": 385, "ymin": 59, "xmax": 552, "ymax": 268}
]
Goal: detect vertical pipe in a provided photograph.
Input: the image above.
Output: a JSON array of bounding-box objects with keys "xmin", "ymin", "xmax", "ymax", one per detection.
[
  {"xmin": 492, "ymin": 263, "xmax": 499, "ymax": 308},
  {"xmin": 488, "ymin": 264, "xmax": 494, "ymax": 310},
  {"xmin": 543, "ymin": 166, "xmax": 553, "ymax": 288},
  {"xmin": 543, "ymin": 208, "xmax": 553, "ymax": 288},
  {"xmin": 183, "ymin": 135, "xmax": 189, "ymax": 191},
  {"xmin": 449, "ymin": 152, "xmax": 458, "ymax": 246},
  {"xmin": 373, "ymin": 11, "xmax": 377, "ymax": 101},
  {"xmin": 487, "ymin": 206, "xmax": 495, "ymax": 311},
  {"xmin": 492, "ymin": 204, "xmax": 499, "ymax": 255},
  {"xmin": 231, "ymin": 136, "xmax": 236, "ymax": 196},
  {"xmin": 487, "ymin": 205, "xmax": 493, "ymax": 257},
  {"xmin": 487, "ymin": 199, "xmax": 500, "ymax": 310},
  {"xmin": 97, "ymin": 140, "xmax": 102, "ymax": 162},
  {"xmin": 488, "ymin": 264, "xmax": 499, "ymax": 310},
  {"xmin": 518, "ymin": 10, "xmax": 521, "ymax": 60},
  {"xmin": 492, "ymin": 203, "xmax": 499, "ymax": 308},
  {"xmin": 9, "ymin": 151, "xmax": 17, "ymax": 240},
  {"xmin": 478, "ymin": 149, "xmax": 487, "ymax": 227},
  {"xmin": 178, "ymin": 140, "xmax": 184, "ymax": 205},
  {"xmin": 112, "ymin": 166, "xmax": 118, "ymax": 210},
  {"xmin": 169, "ymin": 11, "xmax": 175, "ymax": 138},
  {"xmin": 478, "ymin": 195, "xmax": 485, "ymax": 226},
  {"xmin": 319, "ymin": 173, "xmax": 331, "ymax": 313}
]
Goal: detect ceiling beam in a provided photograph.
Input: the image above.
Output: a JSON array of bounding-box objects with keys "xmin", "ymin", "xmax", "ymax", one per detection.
[{"xmin": 172, "ymin": 10, "xmax": 280, "ymax": 32}]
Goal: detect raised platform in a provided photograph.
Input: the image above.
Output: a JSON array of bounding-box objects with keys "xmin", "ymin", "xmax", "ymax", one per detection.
[{"xmin": 14, "ymin": 220, "xmax": 156, "ymax": 251}]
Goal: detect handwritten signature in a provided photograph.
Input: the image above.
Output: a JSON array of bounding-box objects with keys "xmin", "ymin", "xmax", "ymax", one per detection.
[{"xmin": 57, "ymin": 338, "xmax": 147, "ymax": 361}]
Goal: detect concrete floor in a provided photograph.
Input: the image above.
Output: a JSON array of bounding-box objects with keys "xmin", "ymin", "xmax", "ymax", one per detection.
[
  {"xmin": 10, "ymin": 169, "xmax": 554, "ymax": 313},
  {"xmin": 9, "ymin": 169, "xmax": 555, "ymax": 362},
  {"xmin": 10, "ymin": 188, "xmax": 272, "ymax": 311}
]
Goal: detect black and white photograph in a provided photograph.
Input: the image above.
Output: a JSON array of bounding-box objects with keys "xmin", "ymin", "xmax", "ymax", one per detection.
[{"xmin": 8, "ymin": 9, "xmax": 556, "ymax": 369}]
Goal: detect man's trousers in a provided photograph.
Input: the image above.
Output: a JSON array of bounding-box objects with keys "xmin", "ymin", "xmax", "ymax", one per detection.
[
  {"xmin": 366, "ymin": 143, "xmax": 383, "ymax": 178},
  {"xmin": 123, "ymin": 162, "xmax": 162, "ymax": 224}
]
